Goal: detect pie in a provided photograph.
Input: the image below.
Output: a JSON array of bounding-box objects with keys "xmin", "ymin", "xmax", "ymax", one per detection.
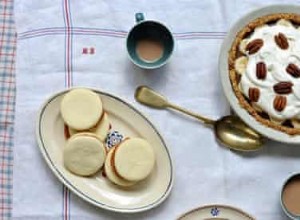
[{"xmin": 229, "ymin": 14, "xmax": 300, "ymax": 135}]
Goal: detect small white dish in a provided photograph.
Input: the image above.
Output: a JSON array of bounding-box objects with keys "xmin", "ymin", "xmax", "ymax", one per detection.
[
  {"xmin": 36, "ymin": 88, "xmax": 173, "ymax": 213},
  {"xmin": 177, "ymin": 204, "xmax": 255, "ymax": 220},
  {"xmin": 219, "ymin": 5, "xmax": 300, "ymax": 144}
]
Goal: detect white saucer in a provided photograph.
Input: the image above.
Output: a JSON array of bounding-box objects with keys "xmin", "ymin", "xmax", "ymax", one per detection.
[{"xmin": 177, "ymin": 204, "xmax": 255, "ymax": 220}]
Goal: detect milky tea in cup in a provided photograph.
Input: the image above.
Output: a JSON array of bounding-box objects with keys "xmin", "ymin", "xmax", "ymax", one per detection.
[
  {"xmin": 136, "ymin": 39, "xmax": 164, "ymax": 63},
  {"xmin": 281, "ymin": 174, "xmax": 300, "ymax": 219}
]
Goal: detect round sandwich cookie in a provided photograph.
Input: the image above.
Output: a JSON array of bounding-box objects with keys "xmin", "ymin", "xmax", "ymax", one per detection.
[
  {"xmin": 69, "ymin": 112, "xmax": 110, "ymax": 142},
  {"xmin": 113, "ymin": 138, "xmax": 155, "ymax": 182},
  {"xmin": 61, "ymin": 88, "xmax": 103, "ymax": 130},
  {"xmin": 104, "ymin": 148, "xmax": 136, "ymax": 187},
  {"xmin": 64, "ymin": 133, "xmax": 106, "ymax": 176}
]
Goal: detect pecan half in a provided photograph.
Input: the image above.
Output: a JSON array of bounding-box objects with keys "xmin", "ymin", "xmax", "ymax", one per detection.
[
  {"xmin": 273, "ymin": 96, "xmax": 287, "ymax": 112},
  {"xmin": 274, "ymin": 33, "xmax": 289, "ymax": 49},
  {"xmin": 273, "ymin": 82, "xmax": 293, "ymax": 94},
  {"xmin": 248, "ymin": 88, "xmax": 260, "ymax": 102},
  {"xmin": 245, "ymin": 39, "xmax": 264, "ymax": 55},
  {"xmin": 286, "ymin": 63, "xmax": 300, "ymax": 78},
  {"xmin": 256, "ymin": 62, "xmax": 267, "ymax": 79}
]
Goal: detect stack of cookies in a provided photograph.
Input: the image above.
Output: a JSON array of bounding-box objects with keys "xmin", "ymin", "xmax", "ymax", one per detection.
[
  {"xmin": 61, "ymin": 88, "xmax": 109, "ymax": 176},
  {"xmin": 60, "ymin": 88, "xmax": 156, "ymax": 187}
]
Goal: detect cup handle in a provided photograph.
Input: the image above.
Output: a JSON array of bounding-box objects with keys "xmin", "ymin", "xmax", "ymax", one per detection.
[{"xmin": 135, "ymin": 13, "xmax": 145, "ymax": 23}]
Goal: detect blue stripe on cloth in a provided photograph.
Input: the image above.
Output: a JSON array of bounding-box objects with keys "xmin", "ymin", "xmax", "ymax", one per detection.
[
  {"xmin": 18, "ymin": 31, "xmax": 225, "ymax": 41},
  {"xmin": 19, "ymin": 27, "xmax": 128, "ymax": 36},
  {"xmin": 0, "ymin": 184, "xmax": 12, "ymax": 189},
  {"xmin": 0, "ymin": 155, "xmax": 13, "ymax": 160},
  {"xmin": 17, "ymin": 26, "xmax": 226, "ymax": 40},
  {"xmin": 0, "ymin": 5, "xmax": 13, "ymax": 11},
  {"xmin": 69, "ymin": 0, "xmax": 74, "ymax": 87},
  {"xmin": 62, "ymin": 0, "xmax": 67, "ymax": 88},
  {"xmin": 18, "ymin": 27, "xmax": 226, "ymax": 37}
]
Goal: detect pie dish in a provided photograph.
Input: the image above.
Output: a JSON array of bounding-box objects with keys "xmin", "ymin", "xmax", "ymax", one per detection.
[
  {"xmin": 229, "ymin": 13, "xmax": 300, "ymax": 135},
  {"xmin": 220, "ymin": 5, "xmax": 300, "ymax": 143}
]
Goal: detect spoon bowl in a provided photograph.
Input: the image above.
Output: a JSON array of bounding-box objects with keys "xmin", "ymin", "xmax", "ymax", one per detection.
[
  {"xmin": 135, "ymin": 86, "xmax": 264, "ymax": 151},
  {"xmin": 214, "ymin": 116, "xmax": 263, "ymax": 151}
]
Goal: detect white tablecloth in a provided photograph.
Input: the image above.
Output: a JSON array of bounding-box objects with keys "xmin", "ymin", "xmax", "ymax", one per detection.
[{"xmin": 13, "ymin": 0, "xmax": 300, "ymax": 219}]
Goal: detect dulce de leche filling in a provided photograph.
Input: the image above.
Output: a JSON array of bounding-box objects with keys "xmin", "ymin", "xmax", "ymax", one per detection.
[{"xmin": 110, "ymin": 138, "xmax": 130, "ymax": 180}]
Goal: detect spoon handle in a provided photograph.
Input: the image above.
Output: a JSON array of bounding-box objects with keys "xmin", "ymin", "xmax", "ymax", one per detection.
[{"xmin": 167, "ymin": 103, "xmax": 215, "ymax": 125}]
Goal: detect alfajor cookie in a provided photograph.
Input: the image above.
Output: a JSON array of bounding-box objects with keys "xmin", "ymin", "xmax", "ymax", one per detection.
[
  {"xmin": 64, "ymin": 133, "xmax": 106, "ymax": 176},
  {"xmin": 68, "ymin": 112, "xmax": 110, "ymax": 142},
  {"xmin": 113, "ymin": 138, "xmax": 155, "ymax": 182},
  {"xmin": 104, "ymin": 148, "xmax": 136, "ymax": 187},
  {"xmin": 61, "ymin": 89, "xmax": 103, "ymax": 130}
]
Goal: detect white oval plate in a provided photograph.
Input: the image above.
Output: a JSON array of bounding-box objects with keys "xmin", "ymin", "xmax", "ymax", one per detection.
[
  {"xmin": 36, "ymin": 88, "xmax": 173, "ymax": 213},
  {"xmin": 177, "ymin": 204, "xmax": 255, "ymax": 220},
  {"xmin": 219, "ymin": 5, "xmax": 300, "ymax": 144}
]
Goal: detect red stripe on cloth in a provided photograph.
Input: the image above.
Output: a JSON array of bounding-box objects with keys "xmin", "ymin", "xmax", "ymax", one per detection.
[
  {"xmin": 0, "ymin": 207, "xmax": 12, "ymax": 210},
  {"xmin": 0, "ymin": 0, "xmax": 13, "ymax": 2},
  {"xmin": 0, "ymin": 176, "xmax": 13, "ymax": 181},
  {"xmin": 0, "ymin": 94, "xmax": 14, "ymax": 99},
  {"xmin": 0, "ymin": 149, "xmax": 13, "ymax": 154},
  {"xmin": 64, "ymin": 186, "xmax": 68, "ymax": 220},
  {"xmin": 63, "ymin": 0, "xmax": 72, "ymax": 219},
  {"xmin": 0, "ymin": 13, "xmax": 13, "ymax": 16},
  {"xmin": 1, "ymin": 163, "xmax": 13, "ymax": 167},
  {"xmin": 0, "ymin": 53, "xmax": 15, "ymax": 57},
  {"xmin": 0, "ymin": 80, "xmax": 15, "ymax": 84},
  {"xmin": 0, "ymin": 134, "xmax": 13, "ymax": 139},
  {"xmin": 0, "ymin": 192, "xmax": 12, "ymax": 196},
  {"xmin": 0, "ymin": 109, "xmax": 14, "ymax": 112}
]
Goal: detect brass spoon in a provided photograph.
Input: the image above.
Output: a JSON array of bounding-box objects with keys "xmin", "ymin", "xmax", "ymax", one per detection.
[{"xmin": 134, "ymin": 86, "xmax": 264, "ymax": 151}]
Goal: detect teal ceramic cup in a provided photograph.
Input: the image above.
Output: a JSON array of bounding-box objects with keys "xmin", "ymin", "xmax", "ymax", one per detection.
[
  {"xmin": 280, "ymin": 173, "xmax": 300, "ymax": 219},
  {"xmin": 126, "ymin": 13, "xmax": 174, "ymax": 69}
]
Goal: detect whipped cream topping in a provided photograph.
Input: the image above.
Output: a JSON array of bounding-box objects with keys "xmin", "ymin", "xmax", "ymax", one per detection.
[{"xmin": 240, "ymin": 23, "xmax": 300, "ymax": 120}]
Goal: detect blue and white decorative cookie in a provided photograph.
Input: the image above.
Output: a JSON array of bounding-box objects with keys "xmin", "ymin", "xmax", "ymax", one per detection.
[{"xmin": 105, "ymin": 130, "xmax": 124, "ymax": 149}]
